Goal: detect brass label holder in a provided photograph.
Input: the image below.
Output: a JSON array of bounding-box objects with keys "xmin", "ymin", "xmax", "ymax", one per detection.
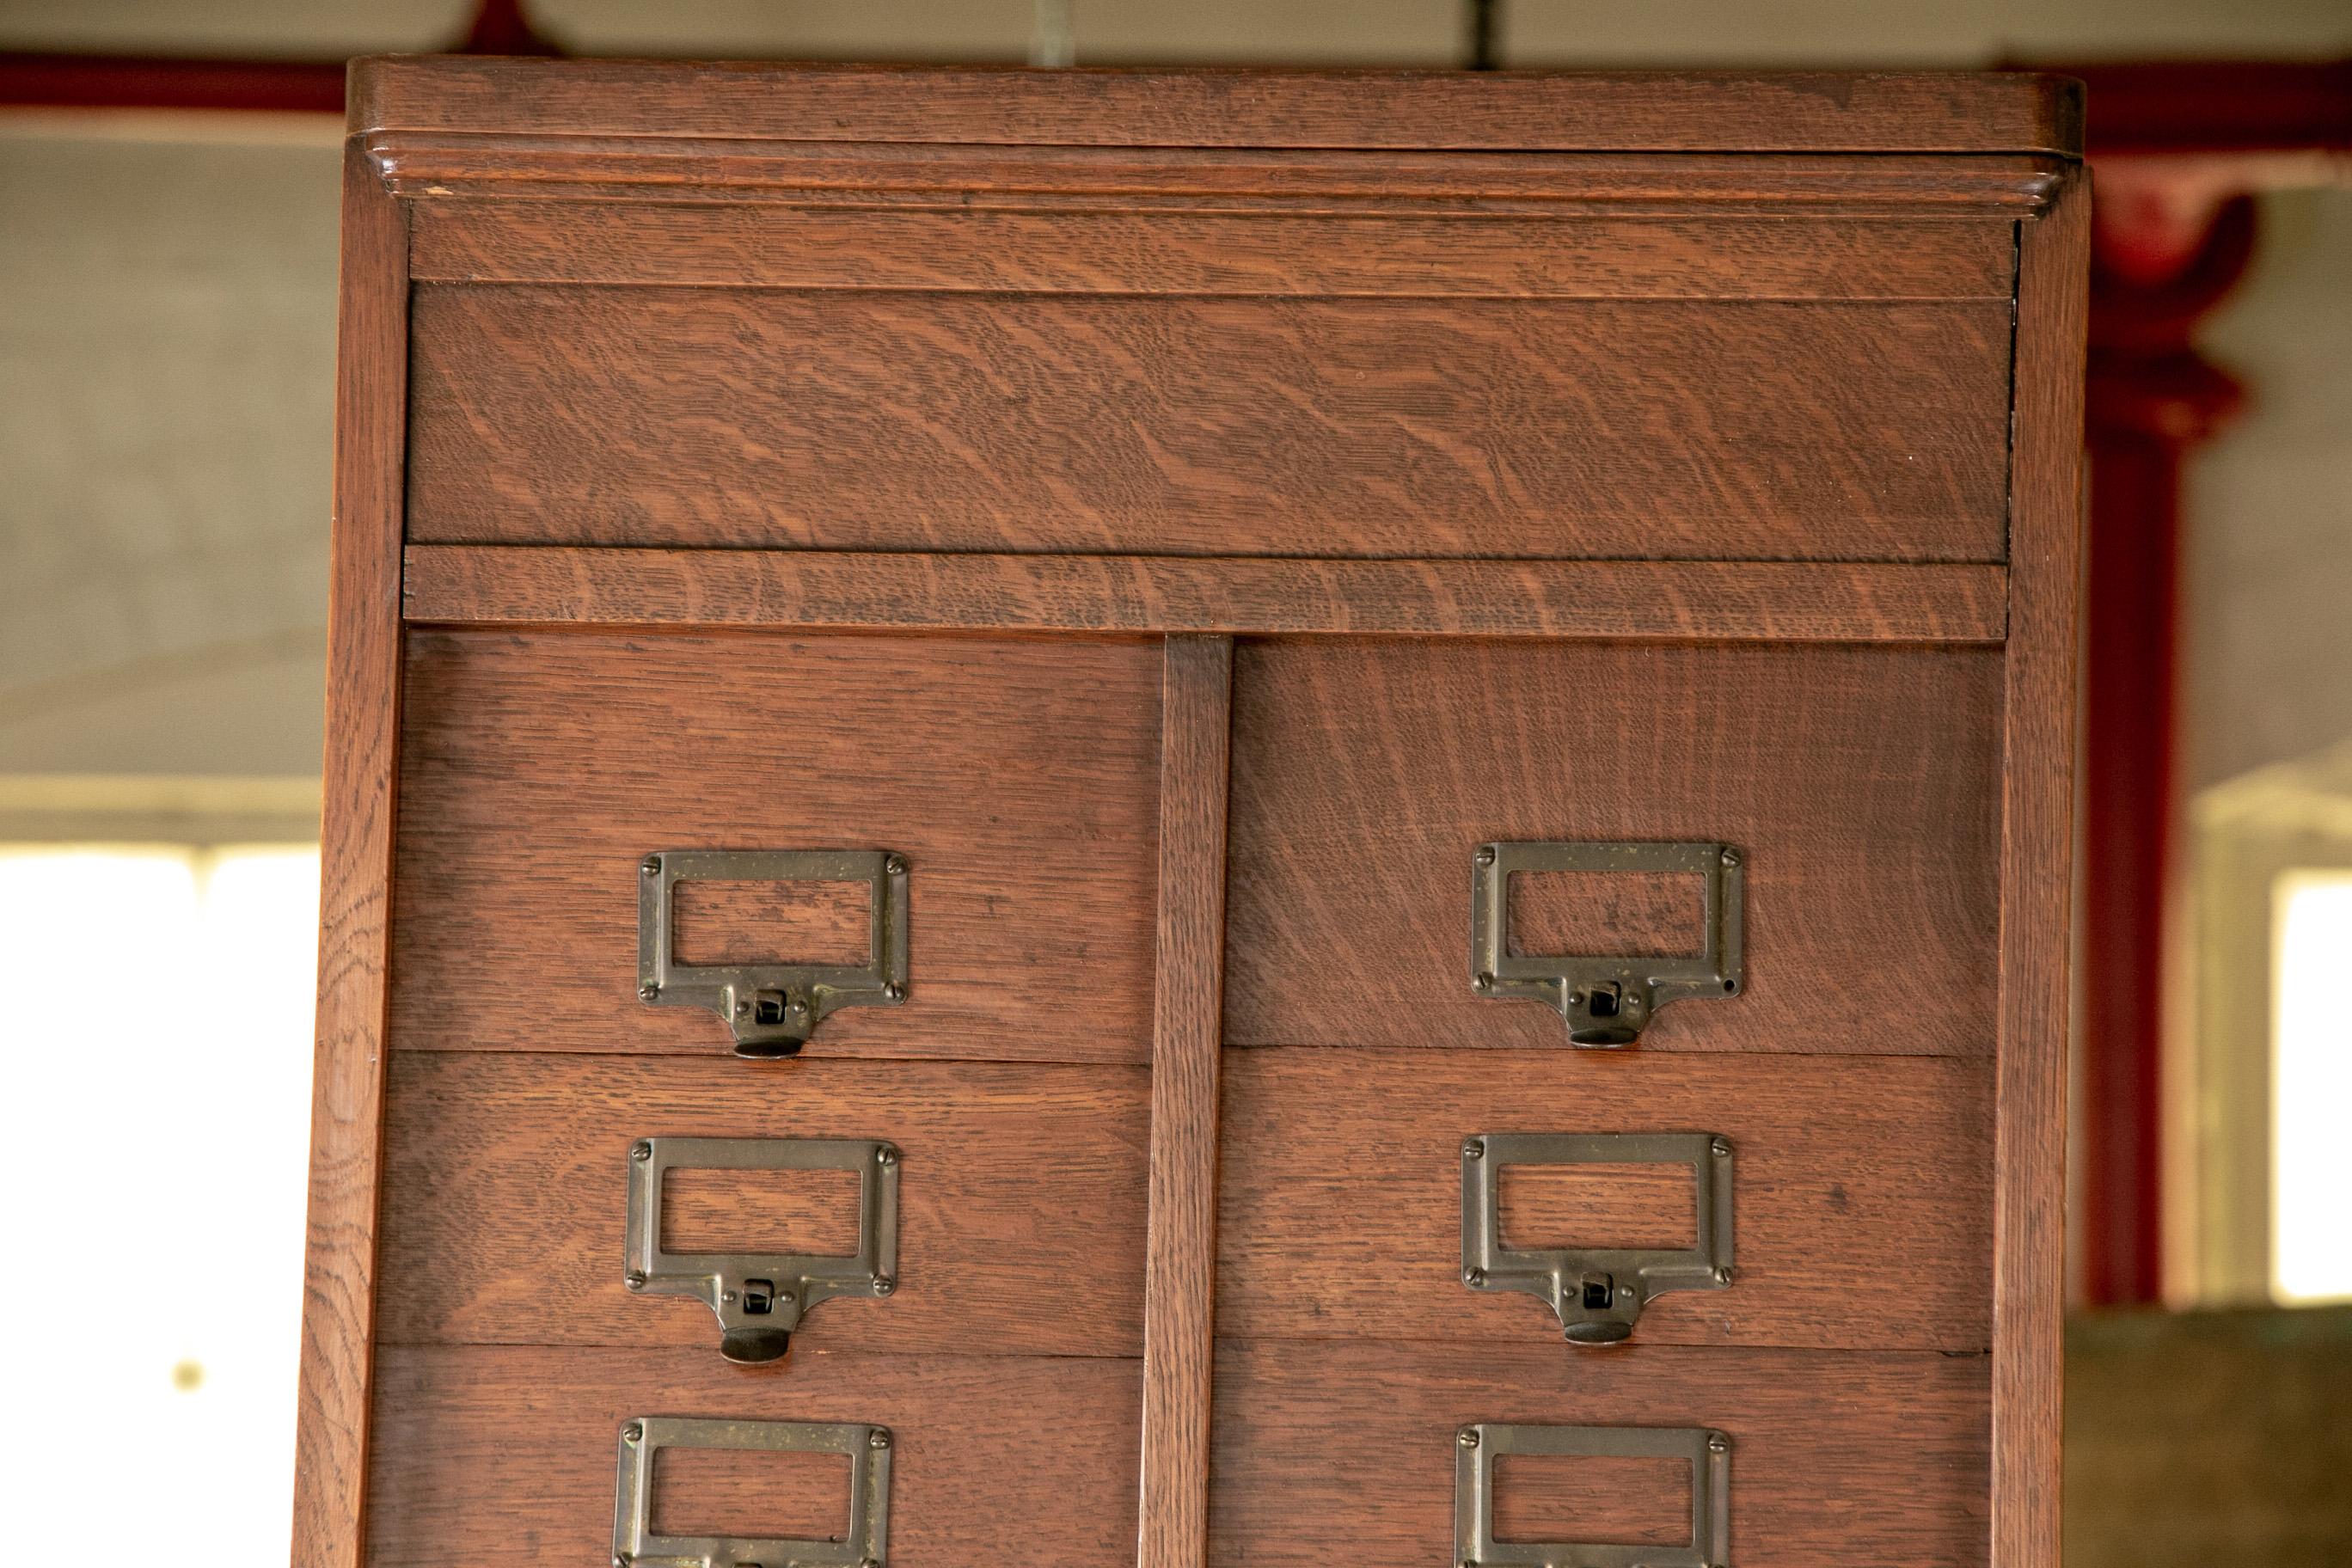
[
  {"xmin": 1470, "ymin": 840, "xmax": 1743, "ymax": 1046},
  {"xmin": 613, "ymin": 1415, "xmax": 891, "ymax": 1568},
  {"xmin": 625, "ymin": 1136, "xmax": 901, "ymax": 1365},
  {"xmin": 638, "ymin": 848, "xmax": 910, "ymax": 1057},
  {"xmin": 1461, "ymin": 1131, "xmax": 1734, "ymax": 1345},
  {"xmin": 1455, "ymin": 1423, "xmax": 1730, "ymax": 1568}
]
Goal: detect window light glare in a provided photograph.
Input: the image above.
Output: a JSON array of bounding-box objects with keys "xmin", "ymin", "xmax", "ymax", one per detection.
[{"xmin": 2273, "ymin": 868, "xmax": 2352, "ymax": 1303}]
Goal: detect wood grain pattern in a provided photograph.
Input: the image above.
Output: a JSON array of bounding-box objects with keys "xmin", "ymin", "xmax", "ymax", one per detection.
[
  {"xmin": 650, "ymin": 1446, "xmax": 848, "ymax": 1540},
  {"xmin": 1141, "ymin": 637, "xmax": 1234, "ymax": 1568},
  {"xmin": 1208, "ymin": 1339, "xmax": 1989, "ymax": 1566},
  {"xmin": 668, "ymin": 875, "xmax": 869, "ymax": 967},
  {"xmin": 407, "ymin": 203, "xmax": 2018, "ymax": 297},
  {"xmin": 1994, "ymin": 169, "xmax": 2088, "ymax": 1568},
  {"xmin": 365, "ymin": 1345, "xmax": 1142, "ymax": 1567},
  {"xmin": 349, "ymin": 60, "xmax": 2082, "ymax": 155},
  {"xmin": 1217, "ymin": 1049, "xmax": 1993, "ymax": 1351},
  {"xmin": 1489, "ymin": 1455, "xmax": 1690, "ymax": 1547},
  {"xmin": 291, "ymin": 140, "xmax": 407, "ymax": 1568},
  {"xmin": 388, "ymin": 630, "xmax": 1160, "ymax": 1064},
  {"xmin": 1224, "ymin": 640, "xmax": 2004, "ymax": 1055},
  {"xmin": 402, "ymin": 547, "xmax": 2011, "ymax": 645},
  {"xmin": 375, "ymin": 1052, "xmax": 1149, "ymax": 1356},
  {"xmin": 658, "ymin": 1165, "xmax": 863, "ymax": 1256},
  {"xmin": 1498, "ymin": 1163, "xmax": 1697, "ymax": 1251},
  {"xmin": 404, "ymin": 287, "xmax": 2013, "ymax": 562}
]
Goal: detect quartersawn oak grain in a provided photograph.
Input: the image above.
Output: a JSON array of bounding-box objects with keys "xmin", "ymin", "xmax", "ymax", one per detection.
[
  {"xmin": 1218, "ymin": 1048, "xmax": 1994, "ymax": 1351},
  {"xmin": 1224, "ymin": 640, "xmax": 2004, "ymax": 1056},
  {"xmin": 407, "ymin": 204, "xmax": 2017, "ymax": 298},
  {"xmin": 349, "ymin": 60, "xmax": 2082, "ymax": 155},
  {"xmin": 1140, "ymin": 637, "xmax": 1234, "ymax": 1568},
  {"xmin": 1994, "ymin": 168, "xmax": 2088, "ymax": 1568},
  {"xmin": 389, "ymin": 629, "xmax": 1159, "ymax": 1064},
  {"xmin": 1210, "ymin": 1339, "xmax": 1989, "ymax": 1567},
  {"xmin": 291, "ymin": 138, "xmax": 407, "ymax": 1568},
  {"xmin": 366, "ymin": 1345, "xmax": 1142, "ymax": 1568},
  {"xmin": 401, "ymin": 547, "xmax": 2010, "ymax": 645},
  {"xmin": 404, "ymin": 287, "xmax": 2013, "ymax": 563},
  {"xmin": 374, "ymin": 1052, "xmax": 1149, "ymax": 1357}
]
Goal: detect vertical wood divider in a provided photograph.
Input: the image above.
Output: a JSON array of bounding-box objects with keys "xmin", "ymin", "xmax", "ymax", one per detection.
[
  {"xmin": 1993, "ymin": 168, "xmax": 2087, "ymax": 1568},
  {"xmin": 291, "ymin": 137, "xmax": 409, "ymax": 1568},
  {"xmin": 1140, "ymin": 634, "xmax": 1235, "ymax": 1568}
]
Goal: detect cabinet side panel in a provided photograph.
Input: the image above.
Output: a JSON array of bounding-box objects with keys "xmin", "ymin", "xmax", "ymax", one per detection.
[{"xmin": 292, "ymin": 142, "xmax": 407, "ymax": 1568}]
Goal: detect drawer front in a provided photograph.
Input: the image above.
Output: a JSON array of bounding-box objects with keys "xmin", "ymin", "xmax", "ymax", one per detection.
[
  {"xmin": 1209, "ymin": 1340, "xmax": 1988, "ymax": 1568},
  {"xmin": 377, "ymin": 1052, "xmax": 1148, "ymax": 1357},
  {"xmin": 1218, "ymin": 1048, "xmax": 1992, "ymax": 1352},
  {"xmin": 389, "ymin": 629, "xmax": 1160, "ymax": 1063},
  {"xmin": 407, "ymin": 285, "xmax": 2012, "ymax": 564},
  {"xmin": 1225, "ymin": 640, "xmax": 2002, "ymax": 1055},
  {"xmin": 367, "ymin": 1345, "xmax": 1142, "ymax": 1567}
]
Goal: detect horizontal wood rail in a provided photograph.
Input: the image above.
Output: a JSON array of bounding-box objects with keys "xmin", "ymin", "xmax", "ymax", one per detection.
[{"xmin": 402, "ymin": 547, "xmax": 2007, "ymax": 644}]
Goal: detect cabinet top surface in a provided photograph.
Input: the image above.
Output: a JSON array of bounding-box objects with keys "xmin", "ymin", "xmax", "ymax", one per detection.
[{"xmin": 349, "ymin": 57, "xmax": 2082, "ymax": 156}]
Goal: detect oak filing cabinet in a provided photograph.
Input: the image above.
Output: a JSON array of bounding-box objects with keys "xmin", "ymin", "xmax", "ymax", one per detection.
[{"xmin": 296, "ymin": 58, "xmax": 2087, "ymax": 1568}]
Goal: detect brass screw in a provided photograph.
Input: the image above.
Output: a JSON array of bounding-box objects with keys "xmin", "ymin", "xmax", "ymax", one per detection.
[
  {"xmin": 1712, "ymin": 1136, "xmax": 1732, "ymax": 1158},
  {"xmin": 614, "ymin": 1555, "xmax": 631, "ymax": 1568},
  {"xmin": 883, "ymin": 982, "xmax": 906, "ymax": 1002},
  {"xmin": 735, "ymin": 999, "xmax": 750, "ymax": 1017},
  {"xmin": 1714, "ymin": 1266, "xmax": 1734, "ymax": 1286},
  {"xmin": 625, "ymin": 1271, "xmax": 646, "ymax": 1289},
  {"xmin": 1475, "ymin": 846, "xmax": 1497, "ymax": 866},
  {"xmin": 1458, "ymin": 1427, "xmax": 1480, "ymax": 1449},
  {"xmin": 873, "ymin": 1277, "xmax": 897, "ymax": 1295},
  {"xmin": 884, "ymin": 854, "xmax": 908, "ymax": 875},
  {"xmin": 869, "ymin": 1429, "xmax": 892, "ymax": 1449},
  {"xmin": 641, "ymin": 857, "xmax": 660, "ymax": 877},
  {"xmin": 1464, "ymin": 1267, "xmax": 1487, "ymax": 1287},
  {"xmin": 1720, "ymin": 848, "xmax": 1741, "ymax": 867},
  {"xmin": 1461, "ymin": 1137, "xmax": 1485, "ymax": 1160},
  {"xmin": 622, "ymin": 1422, "xmax": 643, "ymax": 1442},
  {"xmin": 876, "ymin": 1145, "xmax": 899, "ymax": 1167},
  {"xmin": 722, "ymin": 1289, "xmax": 738, "ymax": 1303},
  {"xmin": 631, "ymin": 1141, "xmax": 652, "ymax": 1161},
  {"xmin": 1472, "ymin": 973, "xmax": 1495, "ymax": 995},
  {"xmin": 1708, "ymin": 1434, "xmax": 1729, "ymax": 1453},
  {"xmin": 1618, "ymin": 1283, "xmax": 1635, "ymax": 1300},
  {"xmin": 639, "ymin": 983, "xmax": 659, "ymax": 1001}
]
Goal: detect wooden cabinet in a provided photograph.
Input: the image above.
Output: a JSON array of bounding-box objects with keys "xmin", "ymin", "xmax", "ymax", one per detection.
[{"xmin": 299, "ymin": 60, "xmax": 2085, "ymax": 1568}]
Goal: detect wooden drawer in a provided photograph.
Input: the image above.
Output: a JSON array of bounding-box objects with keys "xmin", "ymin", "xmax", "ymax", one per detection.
[
  {"xmin": 1208, "ymin": 1340, "xmax": 1988, "ymax": 1567},
  {"xmin": 389, "ymin": 628, "xmax": 1161, "ymax": 1064},
  {"xmin": 1225, "ymin": 640, "xmax": 2003, "ymax": 1055},
  {"xmin": 377, "ymin": 1052, "xmax": 1149, "ymax": 1357},
  {"xmin": 368, "ymin": 1346, "xmax": 1142, "ymax": 1568},
  {"xmin": 1217, "ymin": 1047, "xmax": 1992, "ymax": 1352},
  {"xmin": 407, "ymin": 285, "xmax": 2012, "ymax": 565}
]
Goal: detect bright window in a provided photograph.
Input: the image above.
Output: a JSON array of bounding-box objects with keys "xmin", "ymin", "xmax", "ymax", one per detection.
[
  {"xmin": 2273, "ymin": 867, "xmax": 2352, "ymax": 1303},
  {"xmin": 0, "ymin": 844, "xmax": 318, "ymax": 1559}
]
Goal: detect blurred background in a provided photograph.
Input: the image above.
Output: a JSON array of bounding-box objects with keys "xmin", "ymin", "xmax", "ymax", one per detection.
[{"xmin": 0, "ymin": 2, "xmax": 2344, "ymax": 1563}]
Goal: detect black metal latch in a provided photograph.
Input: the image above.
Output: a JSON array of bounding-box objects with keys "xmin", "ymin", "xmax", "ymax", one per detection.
[
  {"xmin": 638, "ymin": 848, "xmax": 910, "ymax": 1057},
  {"xmin": 1461, "ymin": 1131, "xmax": 1734, "ymax": 1345},
  {"xmin": 625, "ymin": 1136, "xmax": 901, "ymax": 1364},
  {"xmin": 1470, "ymin": 840, "xmax": 1744, "ymax": 1046}
]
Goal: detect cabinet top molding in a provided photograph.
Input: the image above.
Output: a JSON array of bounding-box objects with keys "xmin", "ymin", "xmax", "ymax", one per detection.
[{"xmin": 347, "ymin": 58, "xmax": 2084, "ymax": 158}]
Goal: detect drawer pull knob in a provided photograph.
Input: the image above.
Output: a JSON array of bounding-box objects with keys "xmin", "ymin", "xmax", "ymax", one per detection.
[
  {"xmin": 625, "ymin": 1136, "xmax": 902, "ymax": 1365},
  {"xmin": 638, "ymin": 848, "xmax": 910, "ymax": 1057},
  {"xmin": 1461, "ymin": 1132, "xmax": 1734, "ymax": 1345},
  {"xmin": 1455, "ymin": 1422, "xmax": 1730, "ymax": 1568},
  {"xmin": 613, "ymin": 1416, "xmax": 891, "ymax": 1568},
  {"xmin": 1469, "ymin": 841, "xmax": 1743, "ymax": 1046}
]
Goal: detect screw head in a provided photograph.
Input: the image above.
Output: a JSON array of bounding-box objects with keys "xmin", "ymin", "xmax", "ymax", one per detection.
[
  {"xmin": 1462, "ymin": 1137, "xmax": 1485, "ymax": 1160},
  {"xmin": 1714, "ymin": 1265, "xmax": 1734, "ymax": 1286},
  {"xmin": 721, "ymin": 1289, "xmax": 738, "ymax": 1303},
  {"xmin": 884, "ymin": 854, "xmax": 908, "ymax": 875},
  {"xmin": 876, "ymin": 1144, "xmax": 899, "ymax": 1167},
  {"xmin": 1708, "ymin": 1433, "xmax": 1729, "ymax": 1453},
  {"xmin": 1472, "ymin": 972, "xmax": 1495, "ymax": 995},
  {"xmin": 631, "ymin": 1140, "xmax": 652, "ymax": 1161},
  {"xmin": 1720, "ymin": 847, "xmax": 1741, "ymax": 867},
  {"xmin": 735, "ymin": 999, "xmax": 750, "ymax": 1017},
  {"xmin": 640, "ymin": 856, "xmax": 660, "ymax": 877},
  {"xmin": 1618, "ymin": 1283, "xmax": 1635, "ymax": 1300},
  {"xmin": 614, "ymin": 1555, "xmax": 631, "ymax": 1568},
  {"xmin": 787, "ymin": 999, "xmax": 809, "ymax": 1017},
  {"xmin": 639, "ymin": 982, "xmax": 659, "ymax": 1001},
  {"xmin": 1474, "ymin": 846, "xmax": 1497, "ymax": 866},
  {"xmin": 622, "ymin": 1422, "xmax": 643, "ymax": 1442},
  {"xmin": 1712, "ymin": 1136, "xmax": 1732, "ymax": 1158},
  {"xmin": 625, "ymin": 1271, "xmax": 646, "ymax": 1289},
  {"xmin": 883, "ymin": 982, "xmax": 906, "ymax": 1002},
  {"xmin": 869, "ymin": 1429, "xmax": 892, "ymax": 1449},
  {"xmin": 1458, "ymin": 1427, "xmax": 1480, "ymax": 1449},
  {"xmin": 873, "ymin": 1276, "xmax": 896, "ymax": 1295},
  {"xmin": 1464, "ymin": 1267, "xmax": 1487, "ymax": 1287}
]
